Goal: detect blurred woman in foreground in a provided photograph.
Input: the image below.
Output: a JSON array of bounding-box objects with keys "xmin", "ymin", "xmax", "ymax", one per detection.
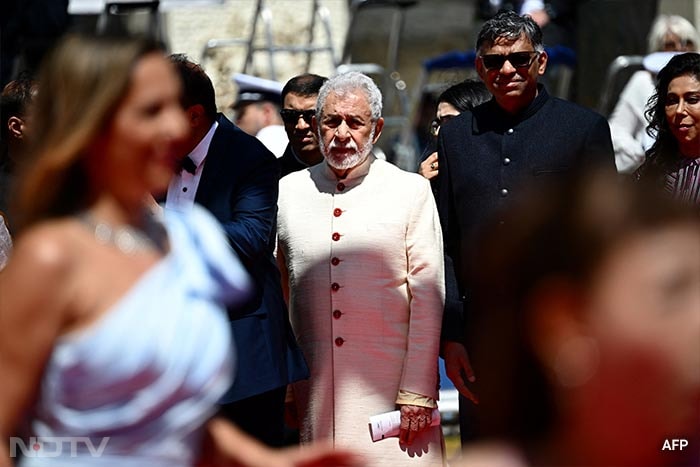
[
  {"xmin": 459, "ymin": 171, "xmax": 700, "ymax": 466},
  {"xmin": 0, "ymin": 34, "xmax": 358, "ymax": 467}
]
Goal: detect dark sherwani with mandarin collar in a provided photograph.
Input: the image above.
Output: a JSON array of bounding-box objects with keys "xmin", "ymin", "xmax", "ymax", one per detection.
[{"xmin": 436, "ymin": 85, "xmax": 615, "ymax": 442}]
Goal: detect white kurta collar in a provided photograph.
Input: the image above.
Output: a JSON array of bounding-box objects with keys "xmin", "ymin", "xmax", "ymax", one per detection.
[{"xmin": 321, "ymin": 153, "xmax": 377, "ymax": 183}]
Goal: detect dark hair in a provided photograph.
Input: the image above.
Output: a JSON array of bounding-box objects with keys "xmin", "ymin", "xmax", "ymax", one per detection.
[
  {"xmin": 1, "ymin": 74, "xmax": 37, "ymax": 146},
  {"xmin": 1, "ymin": 74, "xmax": 37, "ymax": 174},
  {"xmin": 281, "ymin": 73, "xmax": 328, "ymax": 102},
  {"xmin": 168, "ymin": 54, "xmax": 218, "ymax": 121},
  {"xmin": 476, "ymin": 9, "xmax": 544, "ymax": 53},
  {"xmin": 438, "ymin": 79, "xmax": 490, "ymax": 112},
  {"xmin": 639, "ymin": 52, "xmax": 700, "ymax": 181},
  {"xmin": 468, "ymin": 169, "xmax": 698, "ymax": 445}
]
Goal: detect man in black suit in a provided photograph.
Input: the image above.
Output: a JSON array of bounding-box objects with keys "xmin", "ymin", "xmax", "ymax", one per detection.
[
  {"xmin": 166, "ymin": 55, "xmax": 308, "ymax": 446},
  {"xmin": 436, "ymin": 10, "xmax": 614, "ymax": 444},
  {"xmin": 278, "ymin": 73, "xmax": 327, "ymax": 179}
]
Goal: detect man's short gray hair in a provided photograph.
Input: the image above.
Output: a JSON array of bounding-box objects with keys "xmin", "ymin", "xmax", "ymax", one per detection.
[
  {"xmin": 316, "ymin": 71, "xmax": 383, "ymax": 122},
  {"xmin": 476, "ymin": 10, "xmax": 544, "ymax": 54}
]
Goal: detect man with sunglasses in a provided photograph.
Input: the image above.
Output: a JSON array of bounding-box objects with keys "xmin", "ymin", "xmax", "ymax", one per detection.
[
  {"xmin": 436, "ymin": 10, "xmax": 615, "ymax": 445},
  {"xmin": 279, "ymin": 73, "xmax": 328, "ymax": 178}
]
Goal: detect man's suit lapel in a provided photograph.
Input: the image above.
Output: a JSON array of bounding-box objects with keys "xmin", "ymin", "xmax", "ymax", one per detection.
[{"xmin": 195, "ymin": 115, "xmax": 233, "ymax": 207}]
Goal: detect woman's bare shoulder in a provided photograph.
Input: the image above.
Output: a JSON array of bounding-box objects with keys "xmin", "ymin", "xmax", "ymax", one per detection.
[
  {"xmin": 0, "ymin": 219, "xmax": 89, "ymax": 337},
  {"xmin": 6, "ymin": 219, "xmax": 84, "ymax": 280}
]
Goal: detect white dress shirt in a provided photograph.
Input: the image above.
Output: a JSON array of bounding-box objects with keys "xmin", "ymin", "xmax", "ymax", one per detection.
[
  {"xmin": 256, "ymin": 124, "xmax": 288, "ymax": 158},
  {"xmin": 166, "ymin": 121, "xmax": 219, "ymax": 211},
  {"xmin": 608, "ymin": 71, "xmax": 656, "ymax": 173}
]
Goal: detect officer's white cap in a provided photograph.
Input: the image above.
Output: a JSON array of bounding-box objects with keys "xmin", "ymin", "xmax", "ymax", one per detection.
[{"xmin": 231, "ymin": 73, "xmax": 283, "ymax": 108}]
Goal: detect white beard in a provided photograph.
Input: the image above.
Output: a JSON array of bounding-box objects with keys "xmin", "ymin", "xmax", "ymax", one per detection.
[{"xmin": 321, "ymin": 128, "xmax": 375, "ymax": 171}]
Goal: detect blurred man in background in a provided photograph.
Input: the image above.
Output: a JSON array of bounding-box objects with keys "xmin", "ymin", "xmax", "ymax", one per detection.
[{"xmin": 231, "ymin": 73, "xmax": 288, "ymax": 158}]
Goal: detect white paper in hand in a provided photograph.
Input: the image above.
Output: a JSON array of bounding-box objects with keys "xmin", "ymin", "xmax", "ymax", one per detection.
[{"xmin": 368, "ymin": 408, "xmax": 441, "ymax": 442}]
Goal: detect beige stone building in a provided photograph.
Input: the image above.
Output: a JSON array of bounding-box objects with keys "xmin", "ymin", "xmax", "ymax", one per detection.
[{"xmin": 166, "ymin": 1, "xmax": 351, "ymax": 112}]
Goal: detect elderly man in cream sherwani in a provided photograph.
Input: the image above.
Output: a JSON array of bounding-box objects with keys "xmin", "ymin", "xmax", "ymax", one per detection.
[{"xmin": 277, "ymin": 72, "xmax": 446, "ymax": 466}]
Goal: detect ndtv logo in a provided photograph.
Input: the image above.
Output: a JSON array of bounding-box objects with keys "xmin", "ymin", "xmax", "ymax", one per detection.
[{"xmin": 9, "ymin": 437, "xmax": 110, "ymax": 458}]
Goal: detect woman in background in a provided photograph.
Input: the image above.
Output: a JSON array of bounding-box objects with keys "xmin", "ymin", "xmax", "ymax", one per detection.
[
  {"xmin": 609, "ymin": 14, "xmax": 698, "ymax": 174},
  {"xmin": 636, "ymin": 52, "xmax": 700, "ymax": 206},
  {"xmin": 418, "ymin": 79, "xmax": 490, "ymax": 183},
  {"xmin": 0, "ymin": 34, "xmax": 357, "ymax": 467},
  {"xmin": 458, "ymin": 171, "xmax": 700, "ymax": 466}
]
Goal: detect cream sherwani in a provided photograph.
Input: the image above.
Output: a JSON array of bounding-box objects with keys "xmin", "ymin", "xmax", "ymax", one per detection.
[{"xmin": 277, "ymin": 155, "xmax": 445, "ymax": 466}]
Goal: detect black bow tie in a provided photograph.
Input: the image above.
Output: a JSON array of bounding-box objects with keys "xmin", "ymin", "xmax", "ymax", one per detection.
[{"xmin": 178, "ymin": 156, "xmax": 197, "ymax": 174}]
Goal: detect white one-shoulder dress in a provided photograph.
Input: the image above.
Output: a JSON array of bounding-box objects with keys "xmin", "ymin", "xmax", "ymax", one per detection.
[{"xmin": 18, "ymin": 205, "xmax": 251, "ymax": 467}]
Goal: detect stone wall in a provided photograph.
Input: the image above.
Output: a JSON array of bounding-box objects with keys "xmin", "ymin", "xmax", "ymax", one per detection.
[{"xmin": 165, "ymin": 0, "xmax": 349, "ymax": 111}]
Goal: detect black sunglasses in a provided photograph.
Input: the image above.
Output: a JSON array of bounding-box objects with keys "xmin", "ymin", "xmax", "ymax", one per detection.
[
  {"xmin": 280, "ymin": 109, "xmax": 315, "ymax": 125},
  {"xmin": 480, "ymin": 51, "xmax": 539, "ymax": 70}
]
